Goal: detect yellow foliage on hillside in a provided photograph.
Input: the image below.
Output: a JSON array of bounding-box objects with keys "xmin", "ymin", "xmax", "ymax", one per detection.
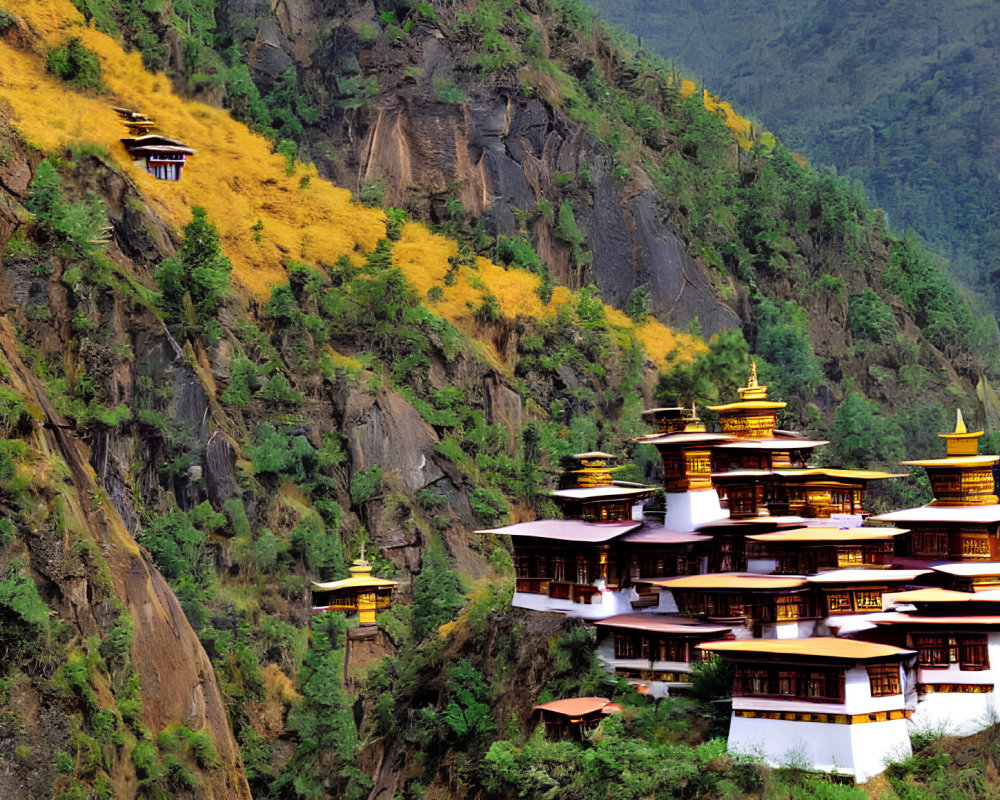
[
  {"xmin": 678, "ymin": 79, "xmax": 769, "ymax": 151},
  {"xmin": 0, "ymin": 0, "xmax": 703, "ymax": 372},
  {"xmin": 0, "ymin": 0, "xmax": 385, "ymax": 298}
]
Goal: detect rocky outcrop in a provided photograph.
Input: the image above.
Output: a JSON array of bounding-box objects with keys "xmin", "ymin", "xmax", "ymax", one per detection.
[
  {"xmin": 213, "ymin": 0, "xmax": 742, "ymax": 339},
  {"xmin": 0, "ymin": 319, "xmax": 252, "ymax": 800}
]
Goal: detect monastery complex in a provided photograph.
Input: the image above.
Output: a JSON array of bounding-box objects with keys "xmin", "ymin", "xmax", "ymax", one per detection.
[{"xmin": 483, "ymin": 366, "xmax": 1000, "ymax": 782}]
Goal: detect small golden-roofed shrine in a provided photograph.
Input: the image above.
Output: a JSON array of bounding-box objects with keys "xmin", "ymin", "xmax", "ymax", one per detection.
[
  {"xmin": 877, "ymin": 411, "xmax": 1000, "ymax": 563},
  {"xmin": 115, "ymin": 107, "xmax": 195, "ymax": 181},
  {"xmin": 550, "ymin": 453, "xmax": 655, "ymax": 522},
  {"xmin": 902, "ymin": 410, "xmax": 999, "ymax": 507},
  {"xmin": 311, "ymin": 551, "xmax": 397, "ymax": 625},
  {"xmin": 707, "ymin": 361, "xmax": 786, "ymax": 439},
  {"xmin": 559, "ymin": 451, "xmax": 617, "ymax": 489},
  {"xmin": 639, "ymin": 405, "xmax": 730, "ymax": 494}
]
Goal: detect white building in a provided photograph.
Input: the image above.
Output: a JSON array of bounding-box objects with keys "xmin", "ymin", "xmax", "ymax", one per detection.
[
  {"xmin": 593, "ymin": 613, "xmax": 733, "ymax": 697},
  {"xmin": 700, "ymin": 638, "xmax": 916, "ymax": 782},
  {"xmin": 868, "ymin": 588, "xmax": 1000, "ymax": 736}
]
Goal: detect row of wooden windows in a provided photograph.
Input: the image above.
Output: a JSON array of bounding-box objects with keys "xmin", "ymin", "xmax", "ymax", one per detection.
[
  {"xmin": 909, "ymin": 531, "xmax": 992, "ymax": 559},
  {"xmin": 911, "ymin": 634, "xmax": 989, "ymax": 670},
  {"xmin": 674, "ymin": 591, "xmax": 817, "ymax": 621},
  {"xmin": 580, "ymin": 502, "xmax": 631, "ymax": 522},
  {"xmin": 734, "ymin": 667, "xmax": 845, "ymax": 703},
  {"xmin": 514, "ymin": 552, "xmax": 614, "ymax": 584},
  {"xmin": 613, "ymin": 633, "xmax": 714, "ymax": 663},
  {"xmin": 824, "ymin": 590, "xmax": 883, "ymax": 614}
]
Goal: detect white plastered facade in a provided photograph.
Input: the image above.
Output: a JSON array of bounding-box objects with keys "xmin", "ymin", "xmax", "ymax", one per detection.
[
  {"xmin": 663, "ymin": 489, "xmax": 728, "ymax": 532},
  {"xmin": 906, "ymin": 632, "xmax": 1000, "ymax": 737},
  {"xmin": 727, "ymin": 663, "xmax": 912, "ymax": 783},
  {"xmin": 511, "ymin": 583, "xmax": 645, "ymax": 620}
]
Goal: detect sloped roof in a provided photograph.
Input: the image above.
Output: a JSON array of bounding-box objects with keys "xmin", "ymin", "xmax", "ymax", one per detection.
[
  {"xmin": 641, "ymin": 573, "xmax": 809, "ymax": 591},
  {"xmin": 532, "ymin": 697, "xmax": 621, "ymax": 718},
  {"xmin": 875, "ymin": 505, "xmax": 1000, "ymax": 524},
  {"xmin": 698, "ymin": 637, "xmax": 913, "ymax": 661},
  {"xmin": 311, "ymin": 575, "xmax": 398, "ymax": 591},
  {"xmin": 807, "ymin": 568, "xmax": 931, "ymax": 585},
  {"xmin": 901, "ymin": 455, "xmax": 1000, "ymax": 467},
  {"xmin": 594, "ymin": 614, "xmax": 733, "ymax": 636},
  {"xmin": 550, "ymin": 486, "xmax": 654, "ymax": 501},
  {"xmin": 479, "ymin": 519, "xmax": 641, "ymax": 543},
  {"xmin": 746, "ymin": 527, "xmax": 908, "ymax": 543}
]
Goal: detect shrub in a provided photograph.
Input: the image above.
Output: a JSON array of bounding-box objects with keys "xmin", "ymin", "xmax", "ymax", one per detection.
[
  {"xmin": 360, "ymin": 179, "xmax": 386, "ymax": 207},
  {"xmin": 412, "ymin": 534, "xmax": 465, "ymax": 639},
  {"xmin": 46, "ymin": 38, "xmax": 103, "ymax": 91},
  {"xmin": 221, "ymin": 349, "xmax": 257, "ymax": 404},
  {"xmin": 350, "ymin": 465, "xmax": 383, "ymax": 504},
  {"xmin": 848, "ymin": 289, "xmax": 895, "ymax": 341},
  {"xmin": 626, "ymin": 283, "xmax": 650, "ymax": 322},
  {"xmin": 470, "ymin": 487, "xmax": 509, "ymax": 523},
  {"xmin": 155, "ymin": 207, "xmax": 232, "ymax": 330}
]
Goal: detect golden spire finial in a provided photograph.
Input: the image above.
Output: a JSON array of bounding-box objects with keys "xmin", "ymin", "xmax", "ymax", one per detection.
[
  {"xmin": 737, "ymin": 359, "xmax": 768, "ymax": 401},
  {"xmin": 939, "ymin": 407, "xmax": 983, "ymax": 455}
]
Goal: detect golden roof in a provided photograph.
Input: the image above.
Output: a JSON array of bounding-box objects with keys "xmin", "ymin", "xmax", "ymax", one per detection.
[
  {"xmin": 889, "ymin": 588, "xmax": 978, "ymax": 604},
  {"xmin": 311, "ymin": 558, "xmax": 398, "ymax": 592},
  {"xmin": 707, "ymin": 400, "xmax": 786, "ymax": 412},
  {"xmin": 775, "ymin": 468, "xmax": 907, "ymax": 480},
  {"xmin": 939, "ymin": 408, "xmax": 984, "ymax": 456},
  {"xmin": 900, "ymin": 455, "xmax": 999, "ymax": 467},
  {"xmin": 707, "ymin": 361, "xmax": 786, "ymax": 412},
  {"xmin": 643, "ymin": 573, "xmax": 809, "ymax": 591},
  {"xmin": 745, "ymin": 527, "xmax": 908, "ymax": 543},
  {"xmin": 698, "ymin": 637, "xmax": 914, "ymax": 661}
]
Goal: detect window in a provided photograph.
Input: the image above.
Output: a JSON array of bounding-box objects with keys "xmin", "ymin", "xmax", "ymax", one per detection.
[
  {"xmin": 837, "ymin": 547, "xmax": 864, "ymax": 566},
  {"xmin": 535, "ymin": 554, "xmax": 549, "ymax": 579},
  {"xmin": 514, "ymin": 554, "xmax": 531, "ymax": 578},
  {"xmin": 867, "ymin": 663, "xmax": 901, "ymax": 697},
  {"xmin": 775, "ymin": 594, "xmax": 809, "ymax": 621},
  {"xmin": 959, "ymin": 635, "xmax": 989, "ymax": 670},
  {"xmin": 614, "ymin": 634, "xmax": 638, "ymax": 659},
  {"xmin": 552, "ymin": 555, "xmax": 566, "ymax": 582},
  {"xmin": 912, "ymin": 531, "xmax": 948, "ymax": 558},
  {"xmin": 853, "ymin": 590, "xmax": 883, "ymax": 611},
  {"xmin": 640, "ymin": 636, "xmax": 651, "ymax": 660},
  {"xmin": 576, "ymin": 555, "xmax": 590, "ymax": 585},
  {"xmin": 914, "ymin": 634, "xmax": 989, "ymax": 670},
  {"xmin": 961, "ymin": 535, "xmax": 990, "ymax": 558},
  {"xmin": 915, "ymin": 635, "xmax": 947, "ymax": 667},
  {"xmin": 826, "ymin": 592, "xmax": 852, "ymax": 614}
]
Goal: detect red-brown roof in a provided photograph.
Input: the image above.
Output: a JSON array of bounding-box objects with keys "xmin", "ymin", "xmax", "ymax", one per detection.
[{"xmin": 532, "ymin": 697, "xmax": 621, "ymax": 718}]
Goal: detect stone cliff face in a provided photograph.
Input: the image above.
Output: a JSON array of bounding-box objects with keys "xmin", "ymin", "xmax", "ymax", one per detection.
[{"xmin": 214, "ymin": 0, "xmax": 742, "ymax": 338}]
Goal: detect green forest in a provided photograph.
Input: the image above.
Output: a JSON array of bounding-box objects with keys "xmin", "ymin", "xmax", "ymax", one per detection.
[{"xmin": 2, "ymin": 0, "xmax": 1000, "ymax": 798}]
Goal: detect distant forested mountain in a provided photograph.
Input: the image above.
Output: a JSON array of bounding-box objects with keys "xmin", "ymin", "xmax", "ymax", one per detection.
[{"xmin": 585, "ymin": 0, "xmax": 1000, "ymax": 313}]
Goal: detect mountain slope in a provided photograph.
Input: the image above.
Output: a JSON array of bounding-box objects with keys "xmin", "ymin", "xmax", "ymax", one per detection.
[{"xmin": 584, "ymin": 0, "xmax": 1000, "ymax": 313}]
